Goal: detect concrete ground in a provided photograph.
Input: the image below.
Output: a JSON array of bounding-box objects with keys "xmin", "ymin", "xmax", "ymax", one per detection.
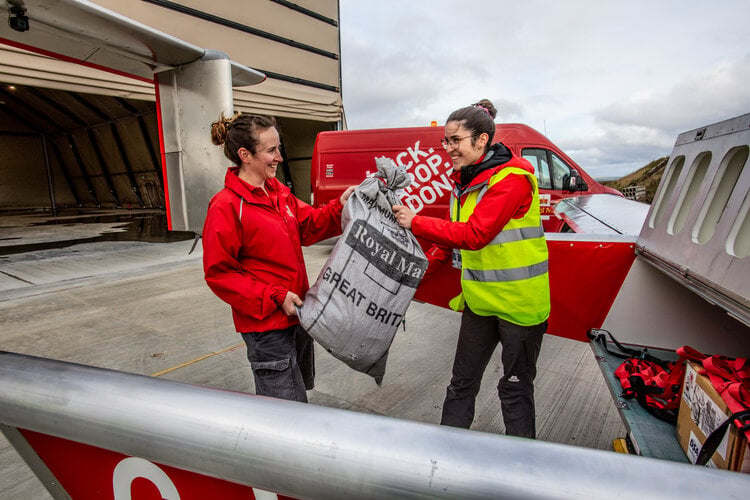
[{"xmin": 0, "ymin": 209, "xmax": 625, "ymax": 498}]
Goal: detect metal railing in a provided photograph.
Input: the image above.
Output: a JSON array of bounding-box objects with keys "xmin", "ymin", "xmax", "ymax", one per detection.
[{"xmin": 1, "ymin": 350, "xmax": 748, "ymax": 499}]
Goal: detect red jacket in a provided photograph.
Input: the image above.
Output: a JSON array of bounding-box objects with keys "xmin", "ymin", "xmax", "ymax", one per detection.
[{"xmin": 202, "ymin": 167, "xmax": 344, "ymax": 333}]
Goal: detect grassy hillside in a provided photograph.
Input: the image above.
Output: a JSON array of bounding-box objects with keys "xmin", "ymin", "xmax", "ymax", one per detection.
[{"xmin": 602, "ymin": 157, "xmax": 669, "ymax": 204}]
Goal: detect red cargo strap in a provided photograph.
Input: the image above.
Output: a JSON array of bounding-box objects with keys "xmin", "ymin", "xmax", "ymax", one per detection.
[
  {"xmin": 599, "ymin": 337, "xmax": 706, "ymax": 423},
  {"xmin": 587, "ymin": 330, "xmax": 750, "ymax": 431},
  {"xmin": 610, "ymin": 346, "xmax": 706, "ymax": 423},
  {"xmin": 590, "ymin": 328, "xmax": 750, "ymax": 457}
]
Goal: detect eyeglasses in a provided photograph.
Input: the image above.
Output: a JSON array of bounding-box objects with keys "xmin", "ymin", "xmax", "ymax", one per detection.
[{"xmin": 441, "ymin": 135, "xmax": 474, "ymax": 149}]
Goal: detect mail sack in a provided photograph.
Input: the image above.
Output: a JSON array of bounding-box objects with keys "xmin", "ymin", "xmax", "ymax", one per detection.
[{"xmin": 298, "ymin": 157, "xmax": 428, "ymax": 384}]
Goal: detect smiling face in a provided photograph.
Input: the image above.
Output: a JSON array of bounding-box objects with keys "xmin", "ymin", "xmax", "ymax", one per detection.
[
  {"xmin": 444, "ymin": 120, "xmax": 488, "ymax": 171},
  {"xmin": 238, "ymin": 126, "xmax": 283, "ymax": 186}
]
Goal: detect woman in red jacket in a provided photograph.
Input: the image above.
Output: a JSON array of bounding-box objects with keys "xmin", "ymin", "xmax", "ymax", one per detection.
[{"xmin": 203, "ymin": 112, "xmax": 353, "ymax": 402}]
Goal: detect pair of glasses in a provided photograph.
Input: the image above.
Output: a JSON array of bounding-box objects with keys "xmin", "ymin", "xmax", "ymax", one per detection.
[{"xmin": 440, "ymin": 135, "xmax": 474, "ymax": 149}]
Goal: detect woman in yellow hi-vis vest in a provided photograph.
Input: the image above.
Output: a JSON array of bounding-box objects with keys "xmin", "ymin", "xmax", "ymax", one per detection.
[{"xmin": 393, "ymin": 99, "xmax": 550, "ymax": 438}]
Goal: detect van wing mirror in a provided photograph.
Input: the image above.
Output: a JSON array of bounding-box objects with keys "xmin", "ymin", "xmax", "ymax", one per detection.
[{"xmin": 566, "ymin": 169, "xmax": 588, "ymax": 192}]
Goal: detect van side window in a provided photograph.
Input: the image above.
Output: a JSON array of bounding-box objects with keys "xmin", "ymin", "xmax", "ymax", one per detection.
[
  {"xmin": 522, "ymin": 148, "xmax": 573, "ymax": 190},
  {"xmin": 521, "ymin": 149, "xmax": 552, "ymax": 189},
  {"xmin": 550, "ymin": 152, "xmax": 572, "ymax": 191}
]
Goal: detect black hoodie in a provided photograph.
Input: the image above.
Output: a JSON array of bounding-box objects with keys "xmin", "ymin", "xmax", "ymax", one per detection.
[{"xmin": 458, "ymin": 141, "xmax": 514, "ymax": 189}]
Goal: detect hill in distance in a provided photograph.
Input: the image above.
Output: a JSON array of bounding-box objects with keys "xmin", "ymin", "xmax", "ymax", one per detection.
[{"xmin": 602, "ymin": 156, "xmax": 669, "ymax": 204}]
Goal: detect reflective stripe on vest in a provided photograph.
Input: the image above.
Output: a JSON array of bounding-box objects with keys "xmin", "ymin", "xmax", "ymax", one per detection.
[
  {"xmin": 464, "ymin": 260, "xmax": 549, "ymax": 283},
  {"xmin": 449, "ymin": 165, "xmax": 550, "ymax": 326},
  {"xmin": 488, "ymin": 225, "xmax": 544, "ymax": 246}
]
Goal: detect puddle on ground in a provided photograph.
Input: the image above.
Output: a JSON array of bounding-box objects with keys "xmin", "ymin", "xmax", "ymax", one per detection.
[{"xmin": 0, "ymin": 209, "xmax": 195, "ymax": 256}]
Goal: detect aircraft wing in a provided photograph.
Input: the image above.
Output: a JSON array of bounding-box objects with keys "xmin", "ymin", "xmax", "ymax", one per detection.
[
  {"xmin": 555, "ymin": 193, "xmax": 650, "ymax": 235},
  {"xmin": 0, "ymin": 0, "xmax": 264, "ymax": 85}
]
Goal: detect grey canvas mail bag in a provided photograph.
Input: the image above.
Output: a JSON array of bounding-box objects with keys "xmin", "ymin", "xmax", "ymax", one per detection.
[{"xmin": 298, "ymin": 158, "xmax": 428, "ymax": 384}]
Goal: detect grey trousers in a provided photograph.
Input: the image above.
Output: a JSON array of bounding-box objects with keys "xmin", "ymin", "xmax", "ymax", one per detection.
[
  {"xmin": 241, "ymin": 325, "xmax": 315, "ymax": 402},
  {"xmin": 440, "ymin": 306, "xmax": 546, "ymax": 438}
]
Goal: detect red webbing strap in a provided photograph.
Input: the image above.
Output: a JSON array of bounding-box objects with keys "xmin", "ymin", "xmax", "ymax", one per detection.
[
  {"xmin": 675, "ymin": 345, "xmax": 708, "ymax": 364},
  {"xmin": 617, "ymin": 347, "xmax": 709, "ymax": 416},
  {"xmin": 644, "ymin": 346, "xmax": 707, "ymax": 410},
  {"xmin": 615, "ymin": 358, "xmax": 683, "ymax": 416},
  {"xmin": 613, "ymin": 345, "xmax": 750, "ymax": 438}
]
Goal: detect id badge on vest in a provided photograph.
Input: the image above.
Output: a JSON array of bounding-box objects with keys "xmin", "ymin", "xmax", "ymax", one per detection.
[{"xmin": 452, "ymin": 248, "xmax": 462, "ymax": 269}]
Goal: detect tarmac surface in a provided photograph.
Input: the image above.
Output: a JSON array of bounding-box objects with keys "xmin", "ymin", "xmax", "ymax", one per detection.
[{"xmin": 0, "ymin": 209, "xmax": 625, "ymax": 498}]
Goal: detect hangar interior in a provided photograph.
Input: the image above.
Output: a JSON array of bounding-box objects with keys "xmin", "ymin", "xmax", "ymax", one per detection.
[
  {"xmin": 0, "ymin": 83, "xmax": 336, "ymax": 211},
  {"xmin": 0, "ymin": 84, "xmax": 163, "ymax": 210}
]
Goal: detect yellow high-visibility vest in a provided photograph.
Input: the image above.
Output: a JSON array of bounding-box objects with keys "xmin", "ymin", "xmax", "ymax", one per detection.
[{"xmin": 448, "ymin": 166, "xmax": 551, "ymax": 326}]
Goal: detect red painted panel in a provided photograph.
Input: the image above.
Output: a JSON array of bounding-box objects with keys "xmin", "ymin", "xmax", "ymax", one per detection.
[
  {"xmin": 153, "ymin": 80, "xmax": 171, "ymax": 231},
  {"xmin": 546, "ymin": 239, "xmax": 636, "ymax": 342},
  {"xmin": 413, "ymin": 239, "xmax": 636, "ymax": 342},
  {"xmin": 19, "ymin": 429, "xmax": 297, "ymax": 500}
]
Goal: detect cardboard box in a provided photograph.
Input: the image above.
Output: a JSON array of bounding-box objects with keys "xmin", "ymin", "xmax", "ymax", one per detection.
[
  {"xmin": 675, "ymin": 361, "xmax": 747, "ymax": 471},
  {"xmin": 736, "ymin": 441, "xmax": 750, "ymax": 473}
]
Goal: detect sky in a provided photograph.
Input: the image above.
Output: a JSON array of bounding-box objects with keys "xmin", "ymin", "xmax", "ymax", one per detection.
[{"xmin": 338, "ymin": 1, "xmax": 750, "ymax": 179}]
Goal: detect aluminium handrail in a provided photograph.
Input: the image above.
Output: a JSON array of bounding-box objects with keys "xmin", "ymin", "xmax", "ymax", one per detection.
[{"xmin": 1, "ymin": 350, "xmax": 748, "ymax": 499}]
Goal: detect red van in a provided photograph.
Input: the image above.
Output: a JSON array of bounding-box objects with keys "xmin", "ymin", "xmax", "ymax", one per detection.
[{"xmin": 310, "ymin": 124, "xmax": 621, "ymax": 232}]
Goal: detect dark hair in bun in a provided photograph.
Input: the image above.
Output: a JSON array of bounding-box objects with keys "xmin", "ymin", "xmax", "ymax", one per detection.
[
  {"xmin": 472, "ymin": 99, "xmax": 497, "ymax": 118},
  {"xmin": 446, "ymin": 98, "xmax": 498, "ymax": 153},
  {"xmin": 210, "ymin": 112, "xmax": 277, "ymax": 165}
]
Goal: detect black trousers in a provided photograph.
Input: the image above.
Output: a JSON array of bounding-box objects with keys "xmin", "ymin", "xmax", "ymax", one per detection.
[
  {"xmin": 440, "ymin": 306, "xmax": 546, "ymax": 438},
  {"xmin": 241, "ymin": 325, "xmax": 315, "ymax": 403}
]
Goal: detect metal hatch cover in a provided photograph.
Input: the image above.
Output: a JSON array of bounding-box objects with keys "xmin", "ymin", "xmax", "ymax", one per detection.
[{"xmin": 636, "ymin": 113, "xmax": 750, "ymax": 326}]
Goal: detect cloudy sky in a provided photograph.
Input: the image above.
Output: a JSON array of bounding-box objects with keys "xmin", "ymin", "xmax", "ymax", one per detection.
[{"xmin": 338, "ymin": 1, "xmax": 750, "ymax": 179}]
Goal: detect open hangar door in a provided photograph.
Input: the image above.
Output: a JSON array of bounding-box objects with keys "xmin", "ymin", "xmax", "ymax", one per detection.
[
  {"xmin": 0, "ymin": 83, "xmax": 163, "ymax": 211},
  {"xmin": 0, "ymin": 78, "xmax": 337, "ymax": 214},
  {"xmin": 0, "ymin": 78, "xmax": 338, "ymax": 214}
]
